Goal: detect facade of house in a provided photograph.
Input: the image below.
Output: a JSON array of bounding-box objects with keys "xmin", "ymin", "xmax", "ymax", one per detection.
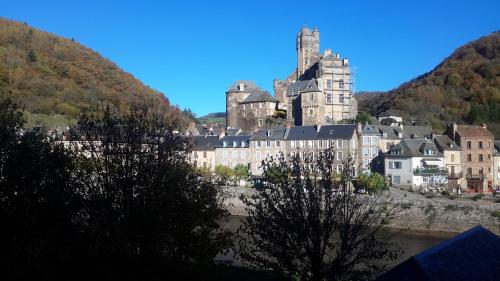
[
  {"xmin": 249, "ymin": 128, "xmax": 288, "ymax": 176},
  {"xmin": 493, "ymin": 141, "xmax": 500, "ymax": 190},
  {"xmin": 214, "ymin": 135, "xmax": 251, "ymax": 169},
  {"xmin": 384, "ymin": 139, "xmax": 446, "ymax": 190},
  {"xmin": 361, "ymin": 124, "xmax": 381, "ymax": 172},
  {"xmin": 190, "ymin": 135, "xmax": 219, "ymax": 171},
  {"xmin": 446, "ymin": 123, "xmax": 494, "ymax": 193},
  {"xmin": 433, "ymin": 135, "xmax": 463, "ymax": 190}
]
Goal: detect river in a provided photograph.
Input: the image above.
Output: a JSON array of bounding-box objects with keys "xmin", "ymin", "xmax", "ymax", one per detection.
[{"xmin": 217, "ymin": 215, "xmax": 456, "ymax": 268}]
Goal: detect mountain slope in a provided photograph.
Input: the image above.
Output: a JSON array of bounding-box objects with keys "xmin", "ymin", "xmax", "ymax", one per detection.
[
  {"xmin": 0, "ymin": 18, "xmax": 189, "ymax": 128},
  {"xmin": 359, "ymin": 31, "xmax": 500, "ymax": 136}
]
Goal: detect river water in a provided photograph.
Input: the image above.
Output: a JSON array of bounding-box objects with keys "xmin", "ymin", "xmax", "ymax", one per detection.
[{"xmin": 218, "ymin": 215, "xmax": 456, "ymax": 268}]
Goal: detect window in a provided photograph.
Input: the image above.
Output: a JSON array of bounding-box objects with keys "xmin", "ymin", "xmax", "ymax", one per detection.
[
  {"xmin": 363, "ymin": 148, "xmax": 369, "ymax": 157},
  {"xmin": 393, "ymin": 176, "xmax": 401, "ymax": 184},
  {"xmin": 232, "ymin": 151, "xmax": 237, "ymax": 158},
  {"xmin": 467, "ymin": 168, "xmax": 472, "ymax": 175},
  {"xmin": 326, "ymin": 92, "xmax": 332, "ymax": 103},
  {"xmin": 451, "ymin": 154, "xmax": 455, "ymax": 162},
  {"xmin": 259, "ymin": 103, "xmax": 263, "ymax": 109},
  {"xmin": 337, "ymin": 140, "xmax": 342, "ymax": 148},
  {"xmin": 327, "ymin": 79, "xmax": 332, "ymax": 89},
  {"xmin": 337, "ymin": 151, "xmax": 343, "ymax": 161},
  {"xmin": 256, "ymin": 141, "xmax": 261, "ymax": 148},
  {"xmin": 243, "ymin": 111, "xmax": 247, "ymax": 117},
  {"xmin": 479, "ymin": 154, "xmax": 483, "ymax": 162},
  {"xmin": 309, "ymin": 109, "xmax": 314, "ymax": 115},
  {"xmin": 337, "ymin": 165, "xmax": 343, "ymax": 173},
  {"xmin": 299, "ymin": 141, "xmax": 304, "ymax": 148},
  {"xmin": 290, "ymin": 140, "xmax": 295, "ymax": 148},
  {"xmin": 488, "ymin": 154, "xmax": 491, "ymax": 160},
  {"xmin": 258, "ymin": 119, "xmax": 263, "ymax": 127},
  {"xmin": 203, "ymin": 151, "xmax": 207, "ymax": 158},
  {"xmin": 223, "ymin": 150, "xmax": 228, "ymax": 158},
  {"xmin": 389, "ymin": 161, "xmax": 402, "ymax": 169},
  {"xmin": 479, "ymin": 141, "xmax": 483, "ymax": 149},
  {"xmin": 467, "ymin": 141, "xmax": 472, "ymax": 149},
  {"xmin": 308, "ymin": 140, "xmax": 313, "ymax": 148},
  {"xmin": 339, "ymin": 80, "xmax": 344, "ymax": 89},
  {"xmin": 250, "ymin": 103, "xmax": 253, "ymax": 109},
  {"xmin": 363, "ymin": 136, "xmax": 370, "ymax": 145},
  {"xmin": 256, "ymin": 110, "xmax": 260, "ymax": 116},
  {"xmin": 276, "ymin": 140, "xmax": 280, "ymax": 147},
  {"xmin": 467, "ymin": 154, "xmax": 472, "ymax": 161},
  {"xmin": 479, "ymin": 168, "xmax": 484, "ymax": 175},
  {"xmin": 318, "ymin": 140, "xmax": 323, "ymax": 148},
  {"xmin": 371, "ymin": 136, "xmax": 378, "ymax": 145},
  {"xmin": 266, "ymin": 140, "xmax": 271, "ymax": 148},
  {"xmin": 241, "ymin": 151, "xmax": 246, "ymax": 159},
  {"xmin": 309, "ymin": 93, "xmax": 314, "ymax": 101},
  {"xmin": 372, "ymin": 149, "xmax": 378, "ymax": 157},
  {"xmin": 339, "ymin": 94, "xmax": 344, "ymax": 104}
]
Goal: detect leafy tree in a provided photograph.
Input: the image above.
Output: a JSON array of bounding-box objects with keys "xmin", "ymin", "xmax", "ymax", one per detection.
[
  {"xmin": 69, "ymin": 104, "xmax": 232, "ymax": 279},
  {"xmin": 215, "ymin": 164, "xmax": 234, "ymax": 186},
  {"xmin": 0, "ymin": 99, "xmax": 84, "ymax": 280},
  {"xmin": 233, "ymin": 164, "xmax": 249, "ymax": 185},
  {"xmin": 357, "ymin": 172, "xmax": 387, "ymax": 194},
  {"xmin": 355, "ymin": 112, "xmax": 372, "ymax": 125},
  {"xmin": 238, "ymin": 151, "xmax": 399, "ymax": 281}
]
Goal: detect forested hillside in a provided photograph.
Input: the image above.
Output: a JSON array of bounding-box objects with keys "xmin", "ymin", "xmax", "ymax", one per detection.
[
  {"xmin": 0, "ymin": 18, "xmax": 190, "ymax": 129},
  {"xmin": 358, "ymin": 31, "xmax": 500, "ymax": 137}
]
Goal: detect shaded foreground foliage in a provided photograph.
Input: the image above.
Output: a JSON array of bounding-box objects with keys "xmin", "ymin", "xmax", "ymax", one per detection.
[
  {"xmin": 0, "ymin": 99, "xmax": 231, "ymax": 280},
  {"xmin": 238, "ymin": 152, "xmax": 400, "ymax": 281}
]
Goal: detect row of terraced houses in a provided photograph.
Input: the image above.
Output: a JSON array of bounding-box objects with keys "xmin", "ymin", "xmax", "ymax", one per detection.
[{"xmin": 188, "ymin": 113, "xmax": 500, "ymax": 194}]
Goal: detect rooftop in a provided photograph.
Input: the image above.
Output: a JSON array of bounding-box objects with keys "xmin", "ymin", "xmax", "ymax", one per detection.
[{"xmin": 456, "ymin": 125, "xmax": 494, "ymax": 138}]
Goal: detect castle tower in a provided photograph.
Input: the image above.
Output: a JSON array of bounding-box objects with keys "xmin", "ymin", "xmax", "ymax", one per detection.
[{"xmin": 297, "ymin": 26, "xmax": 320, "ymax": 77}]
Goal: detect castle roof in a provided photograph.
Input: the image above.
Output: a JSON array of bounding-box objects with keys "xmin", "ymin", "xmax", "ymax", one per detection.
[
  {"xmin": 226, "ymin": 80, "xmax": 258, "ymax": 93},
  {"xmin": 189, "ymin": 135, "xmax": 219, "ymax": 151},
  {"xmin": 286, "ymin": 79, "xmax": 319, "ymax": 97},
  {"xmin": 240, "ymin": 90, "xmax": 277, "ymax": 104}
]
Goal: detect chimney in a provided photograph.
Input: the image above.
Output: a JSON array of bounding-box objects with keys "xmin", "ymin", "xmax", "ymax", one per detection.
[{"xmin": 239, "ymin": 83, "xmax": 245, "ymax": 92}]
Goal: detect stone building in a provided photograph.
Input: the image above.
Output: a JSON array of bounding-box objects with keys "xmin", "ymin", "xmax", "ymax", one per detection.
[
  {"xmin": 433, "ymin": 135, "xmax": 463, "ymax": 190},
  {"xmin": 249, "ymin": 128, "xmax": 288, "ymax": 176},
  {"xmin": 384, "ymin": 139, "xmax": 446, "ymax": 190},
  {"xmin": 493, "ymin": 141, "xmax": 500, "ymax": 190},
  {"xmin": 214, "ymin": 135, "xmax": 251, "ymax": 169},
  {"xmin": 189, "ymin": 135, "xmax": 219, "ymax": 171},
  {"xmin": 446, "ymin": 123, "xmax": 494, "ymax": 193},
  {"xmin": 361, "ymin": 124, "xmax": 381, "ymax": 173},
  {"xmin": 273, "ymin": 27, "xmax": 357, "ymax": 125},
  {"xmin": 226, "ymin": 80, "xmax": 278, "ymax": 131}
]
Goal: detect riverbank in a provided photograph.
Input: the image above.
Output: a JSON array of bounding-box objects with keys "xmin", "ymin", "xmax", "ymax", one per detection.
[{"xmin": 224, "ymin": 186, "xmax": 500, "ymax": 234}]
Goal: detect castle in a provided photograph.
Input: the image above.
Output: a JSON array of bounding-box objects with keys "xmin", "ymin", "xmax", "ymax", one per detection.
[{"xmin": 226, "ymin": 27, "xmax": 357, "ymax": 130}]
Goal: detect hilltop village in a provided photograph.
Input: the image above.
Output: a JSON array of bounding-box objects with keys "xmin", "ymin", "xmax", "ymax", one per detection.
[{"xmin": 188, "ymin": 27, "xmax": 500, "ymax": 195}]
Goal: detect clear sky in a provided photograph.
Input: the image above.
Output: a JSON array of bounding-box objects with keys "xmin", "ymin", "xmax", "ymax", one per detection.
[{"xmin": 1, "ymin": 0, "xmax": 499, "ymax": 116}]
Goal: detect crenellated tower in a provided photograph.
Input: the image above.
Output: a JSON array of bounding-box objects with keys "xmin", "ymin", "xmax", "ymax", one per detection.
[{"xmin": 296, "ymin": 26, "xmax": 320, "ymax": 77}]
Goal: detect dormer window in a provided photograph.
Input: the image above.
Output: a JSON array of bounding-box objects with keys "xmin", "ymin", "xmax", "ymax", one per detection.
[
  {"xmin": 391, "ymin": 150, "xmax": 401, "ymax": 155},
  {"xmin": 329, "ymin": 130, "xmax": 334, "ymax": 135},
  {"xmin": 424, "ymin": 149, "xmax": 435, "ymax": 156},
  {"xmin": 233, "ymin": 141, "xmax": 237, "ymax": 147},
  {"xmin": 223, "ymin": 141, "xmax": 227, "ymax": 148}
]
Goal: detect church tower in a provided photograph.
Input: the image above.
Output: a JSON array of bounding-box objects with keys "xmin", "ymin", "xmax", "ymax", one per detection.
[{"xmin": 296, "ymin": 27, "xmax": 320, "ymax": 77}]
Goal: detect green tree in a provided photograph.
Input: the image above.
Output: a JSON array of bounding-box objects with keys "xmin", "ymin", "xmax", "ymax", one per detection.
[
  {"xmin": 215, "ymin": 164, "xmax": 234, "ymax": 186},
  {"xmin": 233, "ymin": 164, "xmax": 249, "ymax": 185},
  {"xmin": 238, "ymin": 151, "xmax": 399, "ymax": 281},
  {"xmin": 357, "ymin": 172, "xmax": 387, "ymax": 194}
]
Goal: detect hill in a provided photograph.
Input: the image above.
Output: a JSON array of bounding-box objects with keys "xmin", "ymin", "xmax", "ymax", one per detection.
[
  {"xmin": 0, "ymin": 18, "xmax": 190, "ymax": 129},
  {"xmin": 358, "ymin": 31, "xmax": 500, "ymax": 137},
  {"xmin": 198, "ymin": 112, "xmax": 226, "ymax": 124}
]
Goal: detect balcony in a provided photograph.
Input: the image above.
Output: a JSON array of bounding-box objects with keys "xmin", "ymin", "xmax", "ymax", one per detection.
[
  {"xmin": 465, "ymin": 174, "xmax": 486, "ymax": 180},
  {"xmin": 448, "ymin": 172, "xmax": 463, "ymax": 179},
  {"xmin": 413, "ymin": 167, "xmax": 448, "ymax": 176}
]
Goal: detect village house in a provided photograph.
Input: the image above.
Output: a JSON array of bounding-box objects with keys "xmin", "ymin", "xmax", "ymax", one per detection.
[
  {"xmin": 214, "ymin": 135, "xmax": 251, "ymax": 169},
  {"xmin": 249, "ymin": 127, "xmax": 288, "ymax": 176},
  {"xmin": 361, "ymin": 124, "xmax": 381, "ymax": 172},
  {"xmin": 189, "ymin": 135, "xmax": 219, "ymax": 171},
  {"xmin": 384, "ymin": 139, "xmax": 446, "ymax": 191},
  {"xmin": 446, "ymin": 123, "xmax": 494, "ymax": 193},
  {"xmin": 493, "ymin": 141, "xmax": 500, "ymax": 190},
  {"xmin": 433, "ymin": 135, "xmax": 463, "ymax": 191}
]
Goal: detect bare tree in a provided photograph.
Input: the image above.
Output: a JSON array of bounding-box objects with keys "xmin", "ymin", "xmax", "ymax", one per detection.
[{"xmin": 238, "ymin": 150, "xmax": 400, "ymax": 281}]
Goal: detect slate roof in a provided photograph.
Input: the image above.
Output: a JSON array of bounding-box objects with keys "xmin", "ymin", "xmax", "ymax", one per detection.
[
  {"xmin": 362, "ymin": 124, "xmax": 381, "ymax": 135},
  {"xmin": 215, "ymin": 135, "xmax": 250, "ymax": 148},
  {"xmin": 286, "ymin": 79, "xmax": 319, "ymax": 97},
  {"xmin": 240, "ymin": 90, "xmax": 277, "ymax": 103},
  {"xmin": 316, "ymin": 124, "xmax": 356, "ymax": 140},
  {"xmin": 434, "ymin": 135, "xmax": 461, "ymax": 151},
  {"xmin": 286, "ymin": 126, "xmax": 318, "ymax": 140},
  {"xmin": 387, "ymin": 139, "xmax": 442, "ymax": 158},
  {"xmin": 226, "ymin": 80, "xmax": 258, "ymax": 93},
  {"xmin": 376, "ymin": 226, "xmax": 500, "ymax": 281},
  {"xmin": 456, "ymin": 125, "xmax": 494, "ymax": 138},
  {"xmin": 190, "ymin": 136, "xmax": 219, "ymax": 151},
  {"xmin": 402, "ymin": 126, "xmax": 432, "ymax": 139},
  {"xmin": 376, "ymin": 125, "xmax": 402, "ymax": 139},
  {"xmin": 225, "ymin": 128, "xmax": 241, "ymax": 136},
  {"xmin": 250, "ymin": 128, "xmax": 288, "ymax": 141}
]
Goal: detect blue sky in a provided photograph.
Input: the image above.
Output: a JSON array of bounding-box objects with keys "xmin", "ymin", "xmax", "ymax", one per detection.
[{"xmin": 1, "ymin": 0, "xmax": 499, "ymax": 116}]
